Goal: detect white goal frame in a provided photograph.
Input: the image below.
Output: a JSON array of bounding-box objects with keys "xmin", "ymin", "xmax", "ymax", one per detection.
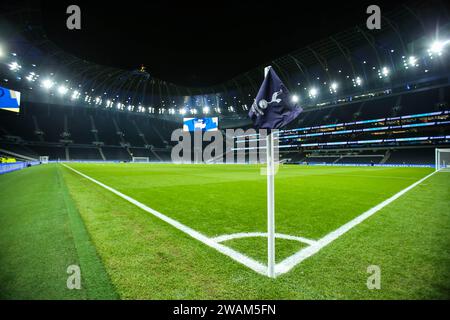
[
  {"xmin": 435, "ymin": 148, "xmax": 450, "ymax": 171},
  {"xmin": 39, "ymin": 156, "xmax": 49, "ymax": 164},
  {"xmin": 132, "ymin": 156, "xmax": 150, "ymax": 163}
]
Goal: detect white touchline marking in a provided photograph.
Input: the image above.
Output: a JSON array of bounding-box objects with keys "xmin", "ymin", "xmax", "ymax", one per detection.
[
  {"xmin": 212, "ymin": 232, "xmax": 317, "ymax": 246},
  {"xmin": 62, "ymin": 164, "xmax": 267, "ymax": 276},
  {"xmin": 274, "ymin": 170, "xmax": 438, "ymax": 276}
]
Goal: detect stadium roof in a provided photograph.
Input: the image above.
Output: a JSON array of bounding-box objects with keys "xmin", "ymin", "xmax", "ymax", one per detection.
[{"xmin": 0, "ymin": 0, "xmax": 449, "ymax": 119}]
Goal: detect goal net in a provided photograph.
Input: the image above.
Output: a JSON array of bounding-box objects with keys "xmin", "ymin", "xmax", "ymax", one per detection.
[
  {"xmin": 39, "ymin": 156, "xmax": 49, "ymax": 164},
  {"xmin": 435, "ymin": 148, "xmax": 450, "ymax": 172},
  {"xmin": 132, "ymin": 157, "xmax": 150, "ymax": 163}
]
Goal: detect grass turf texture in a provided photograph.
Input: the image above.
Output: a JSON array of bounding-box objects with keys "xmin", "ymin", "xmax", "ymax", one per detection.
[
  {"xmin": 0, "ymin": 165, "xmax": 117, "ymax": 299},
  {"xmin": 0, "ymin": 163, "xmax": 449, "ymax": 299}
]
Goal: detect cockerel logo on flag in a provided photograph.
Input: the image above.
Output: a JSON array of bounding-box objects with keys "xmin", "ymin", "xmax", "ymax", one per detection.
[
  {"xmin": 0, "ymin": 86, "xmax": 21, "ymax": 113},
  {"xmin": 248, "ymin": 67, "xmax": 302, "ymax": 129}
]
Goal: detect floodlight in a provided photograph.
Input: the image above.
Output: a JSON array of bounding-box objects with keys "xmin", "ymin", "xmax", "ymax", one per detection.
[
  {"xmin": 203, "ymin": 106, "xmax": 210, "ymax": 114},
  {"xmin": 8, "ymin": 61, "xmax": 21, "ymax": 72},
  {"xmin": 408, "ymin": 56, "xmax": 417, "ymax": 66},
  {"xmin": 353, "ymin": 76, "xmax": 363, "ymax": 87},
  {"xmin": 58, "ymin": 85, "xmax": 68, "ymax": 95},
  {"xmin": 329, "ymin": 82, "xmax": 338, "ymax": 93},
  {"xmin": 26, "ymin": 72, "xmax": 38, "ymax": 82},
  {"xmin": 429, "ymin": 40, "xmax": 448, "ymax": 55},
  {"xmin": 378, "ymin": 66, "xmax": 390, "ymax": 78},
  {"xmin": 179, "ymin": 108, "xmax": 186, "ymax": 115},
  {"xmin": 308, "ymin": 87, "xmax": 318, "ymax": 98},
  {"xmin": 0, "ymin": 45, "xmax": 4, "ymax": 58},
  {"xmin": 41, "ymin": 79, "xmax": 54, "ymax": 89},
  {"xmin": 71, "ymin": 90, "xmax": 80, "ymax": 100},
  {"xmin": 291, "ymin": 94, "xmax": 299, "ymax": 103}
]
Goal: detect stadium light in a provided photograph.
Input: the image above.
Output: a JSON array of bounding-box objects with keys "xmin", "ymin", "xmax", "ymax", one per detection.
[
  {"xmin": 352, "ymin": 76, "xmax": 363, "ymax": 87},
  {"xmin": 0, "ymin": 45, "xmax": 4, "ymax": 58},
  {"xmin": 403, "ymin": 56, "xmax": 418, "ymax": 69},
  {"xmin": 41, "ymin": 79, "xmax": 54, "ymax": 89},
  {"xmin": 329, "ymin": 82, "xmax": 338, "ymax": 94},
  {"xmin": 291, "ymin": 94, "xmax": 299, "ymax": 103},
  {"xmin": 58, "ymin": 85, "xmax": 68, "ymax": 95},
  {"xmin": 308, "ymin": 87, "xmax": 318, "ymax": 99},
  {"xmin": 71, "ymin": 90, "xmax": 80, "ymax": 100},
  {"xmin": 8, "ymin": 61, "xmax": 21, "ymax": 72},
  {"xmin": 26, "ymin": 72, "xmax": 38, "ymax": 82},
  {"xmin": 408, "ymin": 56, "xmax": 418, "ymax": 67},
  {"xmin": 378, "ymin": 66, "xmax": 390, "ymax": 78},
  {"xmin": 203, "ymin": 106, "xmax": 210, "ymax": 114},
  {"xmin": 179, "ymin": 108, "xmax": 186, "ymax": 115},
  {"xmin": 428, "ymin": 40, "xmax": 449, "ymax": 56}
]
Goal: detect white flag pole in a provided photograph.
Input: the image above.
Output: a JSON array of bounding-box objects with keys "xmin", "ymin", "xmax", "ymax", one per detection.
[{"xmin": 264, "ymin": 66, "xmax": 276, "ymax": 278}]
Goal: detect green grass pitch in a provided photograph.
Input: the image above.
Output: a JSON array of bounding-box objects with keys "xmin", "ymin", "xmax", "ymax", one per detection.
[{"xmin": 0, "ymin": 163, "xmax": 449, "ymax": 299}]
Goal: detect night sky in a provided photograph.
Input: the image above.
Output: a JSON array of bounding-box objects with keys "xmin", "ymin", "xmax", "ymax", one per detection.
[{"xmin": 38, "ymin": 0, "xmax": 412, "ymax": 87}]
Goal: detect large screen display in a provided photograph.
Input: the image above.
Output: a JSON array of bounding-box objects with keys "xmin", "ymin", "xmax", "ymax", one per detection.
[
  {"xmin": 183, "ymin": 117, "xmax": 218, "ymax": 132},
  {"xmin": 0, "ymin": 86, "xmax": 21, "ymax": 113}
]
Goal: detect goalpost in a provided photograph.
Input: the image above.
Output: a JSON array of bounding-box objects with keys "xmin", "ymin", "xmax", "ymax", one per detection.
[
  {"xmin": 132, "ymin": 156, "xmax": 150, "ymax": 163},
  {"xmin": 435, "ymin": 148, "xmax": 450, "ymax": 172},
  {"xmin": 39, "ymin": 156, "xmax": 49, "ymax": 164}
]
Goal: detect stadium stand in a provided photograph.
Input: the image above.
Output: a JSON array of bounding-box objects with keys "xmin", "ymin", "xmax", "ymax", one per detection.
[
  {"xmin": 1, "ymin": 86, "xmax": 449, "ymax": 163},
  {"xmin": 0, "ymin": 103, "xmax": 178, "ymax": 161},
  {"xmin": 0, "ymin": 1, "xmax": 449, "ymax": 165}
]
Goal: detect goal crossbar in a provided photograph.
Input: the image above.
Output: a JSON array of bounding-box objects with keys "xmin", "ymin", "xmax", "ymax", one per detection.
[{"xmin": 132, "ymin": 156, "xmax": 150, "ymax": 163}]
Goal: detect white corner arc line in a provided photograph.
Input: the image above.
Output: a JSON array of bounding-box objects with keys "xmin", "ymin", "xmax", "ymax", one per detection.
[
  {"xmin": 275, "ymin": 170, "xmax": 438, "ymax": 276},
  {"xmin": 212, "ymin": 232, "xmax": 317, "ymax": 246},
  {"xmin": 62, "ymin": 164, "xmax": 268, "ymax": 276}
]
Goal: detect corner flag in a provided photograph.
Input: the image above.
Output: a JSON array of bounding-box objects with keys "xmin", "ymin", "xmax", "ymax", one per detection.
[
  {"xmin": 248, "ymin": 66, "xmax": 302, "ymax": 129},
  {"xmin": 247, "ymin": 66, "xmax": 303, "ymax": 278}
]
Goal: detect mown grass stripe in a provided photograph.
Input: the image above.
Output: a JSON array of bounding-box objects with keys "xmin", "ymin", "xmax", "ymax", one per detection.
[{"xmin": 56, "ymin": 166, "xmax": 119, "ymax": 299}]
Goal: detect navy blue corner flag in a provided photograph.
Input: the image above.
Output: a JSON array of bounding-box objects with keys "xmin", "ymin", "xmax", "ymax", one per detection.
[{"xmin": 248, "ymin": 67, "xmax": 302, "ymax": 129}]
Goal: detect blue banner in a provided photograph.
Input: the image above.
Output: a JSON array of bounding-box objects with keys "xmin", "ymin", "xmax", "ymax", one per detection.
[
  {"xmin": 0, "ymin": 86, "xmax": 21, "ymax": 113},
  {"xmin": 183, "ymin": 117, "xmax": 219, "ymax": 132}
]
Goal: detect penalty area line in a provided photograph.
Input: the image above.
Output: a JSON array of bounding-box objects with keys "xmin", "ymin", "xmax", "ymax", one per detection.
[
  {"xmin": 61, "ymin": 164, "xmax": 268, "ymax": 276},
  {"xmin": 275, "ymin": 170, "xmax": 438, "ymax": 276}
]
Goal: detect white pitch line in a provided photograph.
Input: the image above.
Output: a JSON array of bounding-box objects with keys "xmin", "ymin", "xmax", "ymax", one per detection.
[
  {"xmin": 62, "ymin": 164, "xmax": 268, "ymax": 276},
  {"xmin": 275, "ymin": 170, "xmax": 437, "ymax": 276},
  {"xmin": 212, "ymin": 232, "xmax": 317, "ymax": 246}
]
